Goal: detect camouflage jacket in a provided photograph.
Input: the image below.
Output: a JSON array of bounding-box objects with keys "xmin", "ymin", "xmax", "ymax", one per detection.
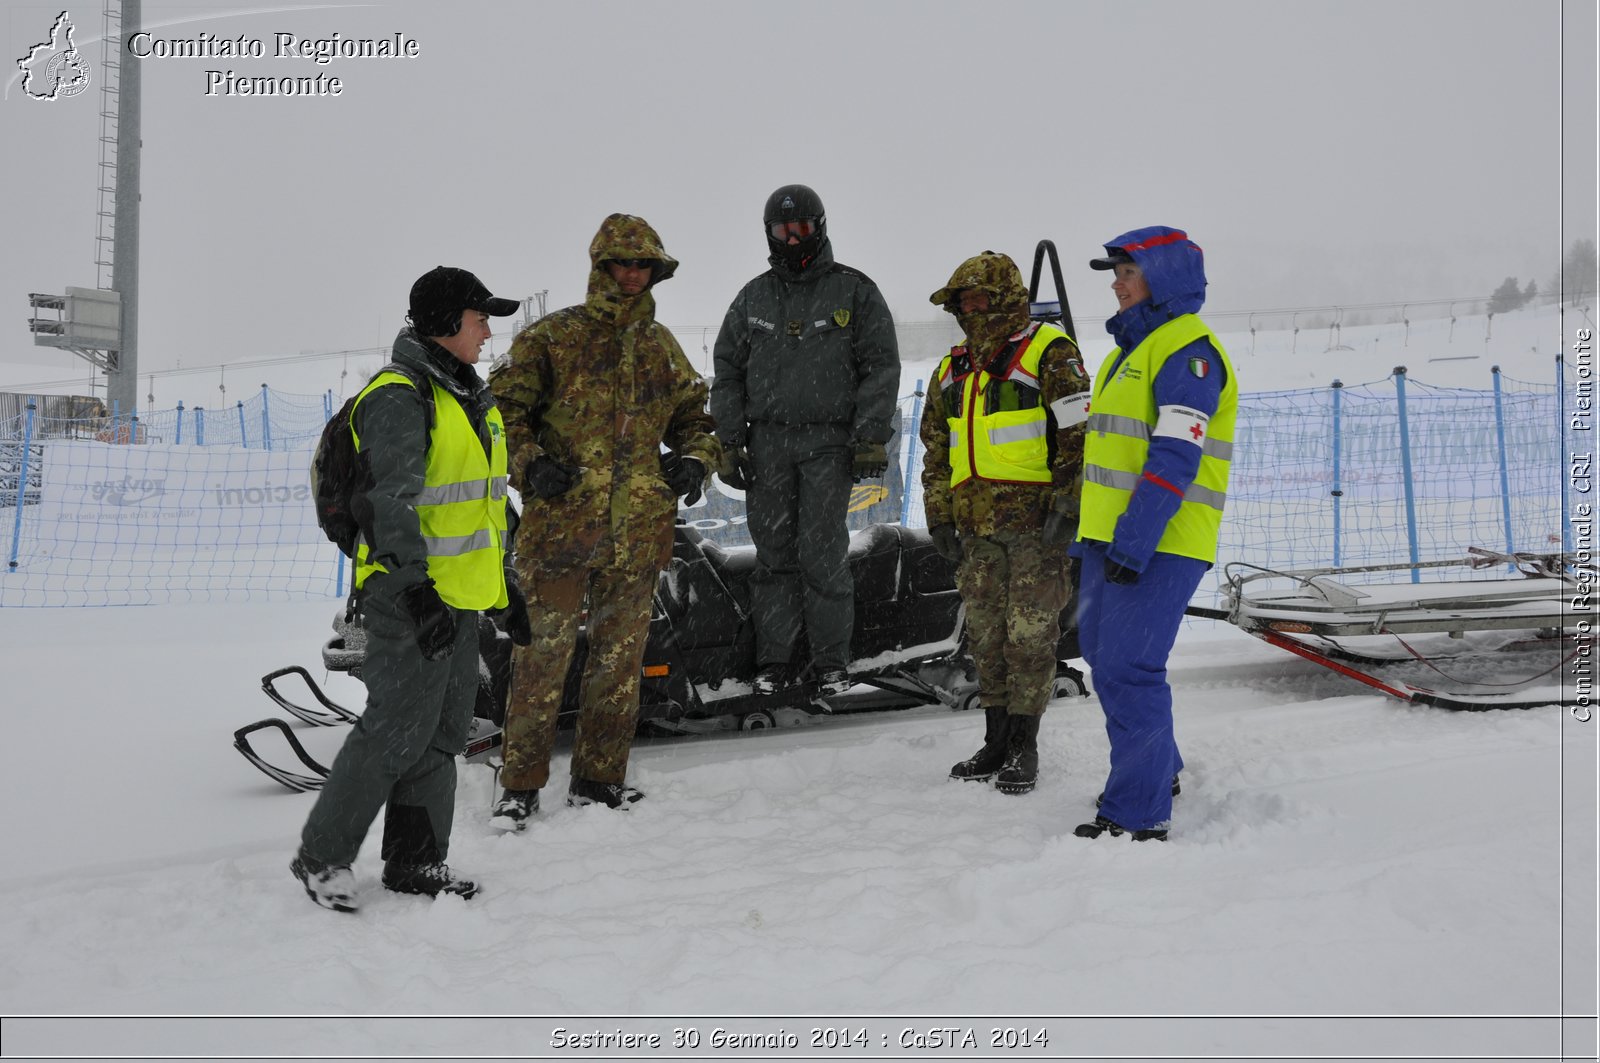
[
  {"xmin": 919, "ymin": 327, "xmax": 1090, "ymax": 538},
  {"xmin": 709, "ymin": 240, "xmax": 901, "ymax": 446},
  {"xmin": 490, "ymin": 215, "xmax": 719, "ymax": 577}
]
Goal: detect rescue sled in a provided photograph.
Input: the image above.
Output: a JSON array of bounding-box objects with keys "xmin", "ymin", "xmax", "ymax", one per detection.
[
  {"xmin": 234, "ymin": 523, "xmax": 1089, "ymax": 790},
  {"xmin": 1193, "ymin": 547, "xmax": 1589, "ymax": 710}
]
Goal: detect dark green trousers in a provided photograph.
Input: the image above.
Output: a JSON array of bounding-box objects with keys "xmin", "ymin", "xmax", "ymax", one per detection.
[
  {"xmin": 299, "ymin": 586, "xmax": 478, "ymax": 867},
  {"xmin": 746, "ymin": 422, "xmax": 854, "ymax": 671}
]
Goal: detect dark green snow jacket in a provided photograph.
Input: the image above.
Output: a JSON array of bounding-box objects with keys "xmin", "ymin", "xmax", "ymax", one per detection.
[{"xmin": 710, "ymin": 240, "xmax": 901, "ymax": 447}]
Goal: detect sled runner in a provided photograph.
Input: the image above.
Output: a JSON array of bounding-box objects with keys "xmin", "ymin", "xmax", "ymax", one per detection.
[
  {"xmin": 234, "ymin": 523, "xmax": 1089, "ymax": 790},
  {"xmin": 1192, "ymin": 548, "xmax": 1589, "ymax": 710}
]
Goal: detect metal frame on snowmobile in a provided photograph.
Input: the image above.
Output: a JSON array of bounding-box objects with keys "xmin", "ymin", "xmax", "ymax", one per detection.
[
  {"xmin": 233, "ymin": 522, "xmax": 1090, "ymax": 790},
  {"xmin": 1189, "ymin": 547, "xmax": 1589, "ymax": 710},
  {"xmin": 1027, "ymin": 238, "xmax": 1078, "ymax": 341}
]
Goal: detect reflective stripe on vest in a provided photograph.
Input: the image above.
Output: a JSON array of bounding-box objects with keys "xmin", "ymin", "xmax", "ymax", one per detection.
[
  {"xmin": 351, "ymin": 371, "xmax": 510, "ymax": 611},
  {"xmin": 939, "ymin": 321, "xmax": 1069, "ymax": 488},
  {"xmin": 1076, "ymin": 314, "xmax": 1238, "ymax": 563}
]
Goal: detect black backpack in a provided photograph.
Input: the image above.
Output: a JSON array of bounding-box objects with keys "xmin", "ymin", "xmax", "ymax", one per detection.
[{"xmin": 311, "ymin": 362, "xmax": 435, "ymax": 558}]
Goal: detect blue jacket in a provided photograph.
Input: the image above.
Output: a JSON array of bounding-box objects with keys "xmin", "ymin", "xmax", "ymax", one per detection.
[{"xmin": 1077, "ymin": 226, "xmax": 1228, "ymax": 572}]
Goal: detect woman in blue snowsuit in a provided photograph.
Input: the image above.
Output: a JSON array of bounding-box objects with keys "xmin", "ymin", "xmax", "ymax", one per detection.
[{"xmin": 1072, "ymin": 227, "xmax": 1238, "ymax": 842}]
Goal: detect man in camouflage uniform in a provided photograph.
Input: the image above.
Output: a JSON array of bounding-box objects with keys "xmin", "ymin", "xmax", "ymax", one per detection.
[
  {"xmin": 920, "ymin": 251, "xmax": 1091, "ymax": 795},
  {"xmin": 710, "ymin": 183, "xmax": 901, "ymax": 697},
  {"xmin": 488, "ymin": 214, "xmax": 719, "ymax": 824}
]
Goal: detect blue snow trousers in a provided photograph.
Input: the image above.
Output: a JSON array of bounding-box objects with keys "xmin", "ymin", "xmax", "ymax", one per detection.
[{"xmin": 1076, "ymin": 540, "xmax": 1207, "ymax": 832}]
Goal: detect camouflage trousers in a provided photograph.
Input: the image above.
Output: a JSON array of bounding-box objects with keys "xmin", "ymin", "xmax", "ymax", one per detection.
[
  {"xmin": 954, "ymin": 527, "xmax": 1072, "ymax": 718},
  {"xmin": 500, "ymin": 553, "xmax": 659, "ymax": 790}
]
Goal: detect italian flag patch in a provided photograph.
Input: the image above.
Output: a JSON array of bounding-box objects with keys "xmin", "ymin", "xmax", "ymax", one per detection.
[{"xmin": 1188, "ymin": 356, "xmax": 1210, "ymax": 378}]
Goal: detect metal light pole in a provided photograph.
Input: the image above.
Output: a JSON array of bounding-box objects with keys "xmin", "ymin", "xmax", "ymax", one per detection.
[{"xmin": 105, "ymin": 0, "xmax": 141, "ymax": 421}]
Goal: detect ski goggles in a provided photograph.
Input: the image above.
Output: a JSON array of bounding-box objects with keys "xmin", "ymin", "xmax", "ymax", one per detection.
[
  {"xmin": 768, "ymin": 219, "xmax": 819, "ymax": 241},
  {"xmin": 608, "ymin": 258, "xmax": 659, "ymax": 270}
]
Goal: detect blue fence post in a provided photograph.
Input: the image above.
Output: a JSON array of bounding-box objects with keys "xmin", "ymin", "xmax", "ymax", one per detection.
[
  {"xmin": 1489, "ymin": 365, "xmax": 1515, "ymax": 563},
  {"xmin": 7, "ymin": 401, "xmax": 38, "ymax": 572},
  {"xmin": 1330, "ymin": 379, "xmax": 1344, "ymax": 567},
  {"xmin": 1558, "ymin": 353, "xmax": 1571, "ymax": 556},
  {"xmin": 195, "ymin": 406, "xmax": 206, "ymax": 446},
  {"xmin": 899, "ymin": 378, "xmax": 925, "ymax": 527},
  {"xmin": 320, "ymin": 395, "xmax": 346, "ymax": 597},
  {"xmin": 175, "ymin": 401, "xmax": 184, "ymax": 445},
  {"xmin": 236, "ymin": 401, "xmax": 248, "ymax": 447},
  {"xmin": 1393, "ymin": 366, "xmax": 1421, "ymax": 582},
  {"xmin": 260, "ymin": 385, "xmax": 272, "ymax": 452}
]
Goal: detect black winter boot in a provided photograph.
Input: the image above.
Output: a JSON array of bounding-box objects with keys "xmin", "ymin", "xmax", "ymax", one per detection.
[
  {"xmin": 1073, "ymin": 815, "xmax": 1168, "ymax": 842},
  {"xmin": 379, "ymin": 803, "xmax": 480, "ymax": 897},
  {"xmin": 949, "ymin": 706, "xmax": 1010, "ymax": 782},
  {"xmin": 382, "ymin": 862, "xmax": 481, "ymax": 898},
  {"xmin": 567, "ymin": 777, "xmax": 645, "ymax": 809},
  {"xmin": 994, "ymin": 713, "xmax": 1041, "ymax": 795},
  {"xmin": 489, "ymin": 787, "xmax": 539, "ymax": 832}
]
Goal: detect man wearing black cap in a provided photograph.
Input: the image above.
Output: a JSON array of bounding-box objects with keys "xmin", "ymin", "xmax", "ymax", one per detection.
[{"xmin": 291, "ymin": 265, "xmax": 527, "ymax": 912}]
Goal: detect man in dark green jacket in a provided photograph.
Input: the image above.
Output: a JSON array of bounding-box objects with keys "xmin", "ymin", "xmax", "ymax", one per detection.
[
  {"xmin": 710, "ymin": 184, "xmax": 901, "ymax": 697},
  {"xmin": 291, "ymin": 266, "xmax": 525, "ymax": 913}
]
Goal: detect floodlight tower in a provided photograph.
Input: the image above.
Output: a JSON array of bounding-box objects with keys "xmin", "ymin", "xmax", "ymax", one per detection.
[
  {"xmin": 25, "ymin": 0, "xmax": 140, "ymax": 422},
  {"xmin": 102, "ymin": 0, "xmax": 140, "ymax": 419}
]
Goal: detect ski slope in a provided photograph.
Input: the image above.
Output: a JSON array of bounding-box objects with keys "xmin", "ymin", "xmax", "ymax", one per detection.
[{"xmin": 0, "ymin": 598, "xmax": 1591, "ymax": 1059}]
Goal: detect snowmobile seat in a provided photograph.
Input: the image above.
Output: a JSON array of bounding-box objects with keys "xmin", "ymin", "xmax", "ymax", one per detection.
[
  {"xmin": 848, "ymin": 523, "xmax": 907, "ymax": 605},
  {"xmin": 658, "ymin": 525, "xmax": 751, "ymax": 650}
]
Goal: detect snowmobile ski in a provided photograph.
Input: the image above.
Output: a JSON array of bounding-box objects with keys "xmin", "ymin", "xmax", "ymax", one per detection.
[
  {"xmin": 260, "ymin": 665, "xmax": 360, "ymax": 727},
  {"xmin": 235, "ymin": 715, "xmax": 504, "ymax": 793},
  {"xmin": 233, "ymin": 718, "xmax": 330, "ymax": 792}
]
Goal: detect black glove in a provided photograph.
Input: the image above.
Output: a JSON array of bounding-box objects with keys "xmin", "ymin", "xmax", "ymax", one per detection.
[
  {"xmin": 1105, "ymin": 558, "xmax": 1141, "ymax": 585},
  {"xmin": 929, "ymin": 523, "xmax": 963, "ymax": 563},
  {"xmin": 1041, "ymin": 509, "xmax": 1076, "ymax": 548},
  {"xmin": 660, "ymin": 453, "xmax": 706, "ymax": 506},
  {"xmin": 502, "ymin": 574, "xmax": 533, "ymax": 646},
  {"xmin": 852, "ymin": 440, "xmax": 888, "ymax": 482},
  {"xmin": 719, "ymin": 445, "xmax": 755, "ymax": 491},
  {"xmin": 524, "ymin": 454, "xmax": 579, "ymax": 500},
  {"xmin": 396, "ymin": 578, "xmax": 457, "ymax": 661}
]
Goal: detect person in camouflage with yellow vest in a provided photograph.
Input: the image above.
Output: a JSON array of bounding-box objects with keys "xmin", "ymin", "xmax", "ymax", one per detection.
[
  {"xmin": 488, "ymin": 214, "xmax": 719, "ymax": 825},
  {"xmin": 920, "ymin": 251, "xmax": 1091, "ymax": 795}
]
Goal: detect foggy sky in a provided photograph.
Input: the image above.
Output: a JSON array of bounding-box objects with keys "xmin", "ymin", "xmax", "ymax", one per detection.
[{"xmin": 2, "ymin": 0, "xmax": 1594, "ymax": 405}]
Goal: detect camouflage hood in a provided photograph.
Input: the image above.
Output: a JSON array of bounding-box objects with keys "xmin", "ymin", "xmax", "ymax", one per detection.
[
  {"xmin": 929, "ymin": 251, "xmax": 1029, "ymax": 311},
  {"xmin": 584, "ymin": 213, "xmax": 679, "ymax": 325},
  {"xmin": 930, "ymin": 251, "xmax": 1032, "ymax": 353}
]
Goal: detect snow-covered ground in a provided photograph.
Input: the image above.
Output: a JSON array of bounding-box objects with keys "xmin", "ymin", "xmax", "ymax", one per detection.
[
  {"xmin": 0, "ymin": 598, "xmax": 1593, "ymax": 1059},
  {"xmin": 0, "ymin": 304, "xmax": 1592, "ymax": 1058}
]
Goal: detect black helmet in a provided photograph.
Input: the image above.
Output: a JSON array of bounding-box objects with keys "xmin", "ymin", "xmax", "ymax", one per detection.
[{"xmin": 763, "ymin": 183, "xmax": 827, "ymax": 272}]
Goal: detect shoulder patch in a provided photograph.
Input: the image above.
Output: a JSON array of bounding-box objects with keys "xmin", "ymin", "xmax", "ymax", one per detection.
[
  {"xmin": 1188, "ymin": 356, "xmax": 1210, "ymax": 379},
  {"xmin": 829, "ymin": 262, "xmax": 877, "ymax": 288}
]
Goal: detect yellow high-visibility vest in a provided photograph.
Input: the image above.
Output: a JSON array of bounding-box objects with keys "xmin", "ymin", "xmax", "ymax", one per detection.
[
  {"xmin": 1076, "ymin": 314, "xmax": 1237, "ymax": 562},
  {"xmin": 352, "ymin": 371, "xmax": 509, "ymax": 610},
  {"xmin": 937, "ymin": 322, "xmax": 1082, "ymax": 487}
]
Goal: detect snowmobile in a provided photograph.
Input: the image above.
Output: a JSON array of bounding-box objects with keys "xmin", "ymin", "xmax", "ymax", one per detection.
[
  {"xmin": 1186, "ymin": 547, "xmax": 1590, "ymax": 710},
  {"xmin": 234, "ymin": 522, "xmax": 1089, "ymax": 791}
]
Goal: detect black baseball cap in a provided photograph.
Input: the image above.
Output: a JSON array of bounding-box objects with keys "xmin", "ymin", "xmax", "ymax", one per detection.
[
  {"xmin": 409, "ymin": 266, "xmax": 519, "ymax": 335},
  {"xmin": 1088, "ymin": 247, "xmax": 1135, "ymax": 271}
]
